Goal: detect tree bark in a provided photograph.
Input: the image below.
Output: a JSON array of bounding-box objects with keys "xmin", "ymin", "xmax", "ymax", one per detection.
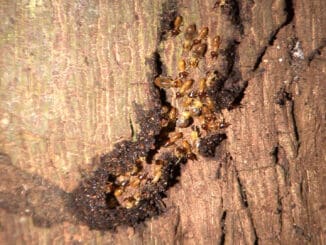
[{"xmin": 0, "ymin": 0, "xmax": 325, "ymax": 244}]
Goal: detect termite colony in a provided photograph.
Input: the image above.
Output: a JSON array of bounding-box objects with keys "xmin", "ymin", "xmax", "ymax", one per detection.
[
  {"xmin": 104, "ymin": 156, "xmax": 168, "ymax": 210},
  {"xmin": 71, "ymin": 14, "xmax": 245, "ymax": 230},
  {"xmin": 100, "ymin": 17, "xmax": 229, "ymax": 211},
  {"xmin": 102, "ymin": 18, "xmax": 227, "ymax": 209},
  {"xmin": 155, "ymin": 16, "xmax": 229, "ymax": 158}
]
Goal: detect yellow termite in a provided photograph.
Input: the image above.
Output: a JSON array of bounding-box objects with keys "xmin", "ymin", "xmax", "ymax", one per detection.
[
  {"xmin": 177, "ymin": 79, "xmax": 194, "ymax": 97},
  {"xmin": 171, "ymin": 15, "xmax": 183, "ymax": 35}
]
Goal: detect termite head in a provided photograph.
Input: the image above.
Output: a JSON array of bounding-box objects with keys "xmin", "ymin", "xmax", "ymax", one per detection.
[
  {"xmin": 172, "ymin": 79, "xmax": 183, "ymax": 88},
  {"xmin": 114, "ymin": 188, "xmax": 123, "ymax": 197},
  {"xmin": 211, "ymin": 51, "xmax": 219, "ymax": 58}
]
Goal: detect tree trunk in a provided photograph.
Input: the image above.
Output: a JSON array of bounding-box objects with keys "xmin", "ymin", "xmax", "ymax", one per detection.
[{"xmin": 0, "ymin": 0, "xmax": 325, "ymax": 244}]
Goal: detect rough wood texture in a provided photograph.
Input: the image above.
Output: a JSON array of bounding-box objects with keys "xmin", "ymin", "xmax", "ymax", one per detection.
[{"xmin": 0, "ymin": 0, "xmax": 325, "ymax": 244}]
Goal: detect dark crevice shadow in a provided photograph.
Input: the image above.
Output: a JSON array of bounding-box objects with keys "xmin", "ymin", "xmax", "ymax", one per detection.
[{"xmin": 0, "ymin": 153, "xmax": 75, "ymax": 227}]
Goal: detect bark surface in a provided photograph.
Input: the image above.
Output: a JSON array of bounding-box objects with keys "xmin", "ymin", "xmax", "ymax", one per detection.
[{"xmin": 0, "ymin": 0, "xmax": 325, "ymax": 244}]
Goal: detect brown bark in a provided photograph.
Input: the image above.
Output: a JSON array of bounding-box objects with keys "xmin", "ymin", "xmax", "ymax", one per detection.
[{"xmin": 0, "ymin": 0, "xmax": 325, "ymax": 244}]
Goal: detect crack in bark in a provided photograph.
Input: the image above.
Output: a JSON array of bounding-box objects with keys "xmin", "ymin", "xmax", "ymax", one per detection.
[
  {"xmin": 129, "ymin": 115, "xmax": 137, "ymax": 142},
  {"xmin": 235, "ymin": 168, "xmax": 248, "ymax": 208},
  {"xmin": 272, "ymin": 145, "xmax": 284, "ymax": 240},
  {"xmin": 234, "ymin": 166, "xmax": 258, "ymax": 244},
  {"xmin": 220, "ymin": 0, "xmax": 244, "ymax": 35},
  {"xmin": 289, "ymin": 100, "xmax": 300, "ymax": 157},
  {"xmin": 219, "ymin": 210, "xmax": 227, "ymax": 245},
  {"xmin": 253, "ymin": 0, "xmax": 295, "ymax": 71},
  {"xmin": 271, "ymin": 146, "xmax": 279, "ymax": 165},
  {"xmin": 173, "ymin": 206, "xmax": 182, "ymax": 244}
]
